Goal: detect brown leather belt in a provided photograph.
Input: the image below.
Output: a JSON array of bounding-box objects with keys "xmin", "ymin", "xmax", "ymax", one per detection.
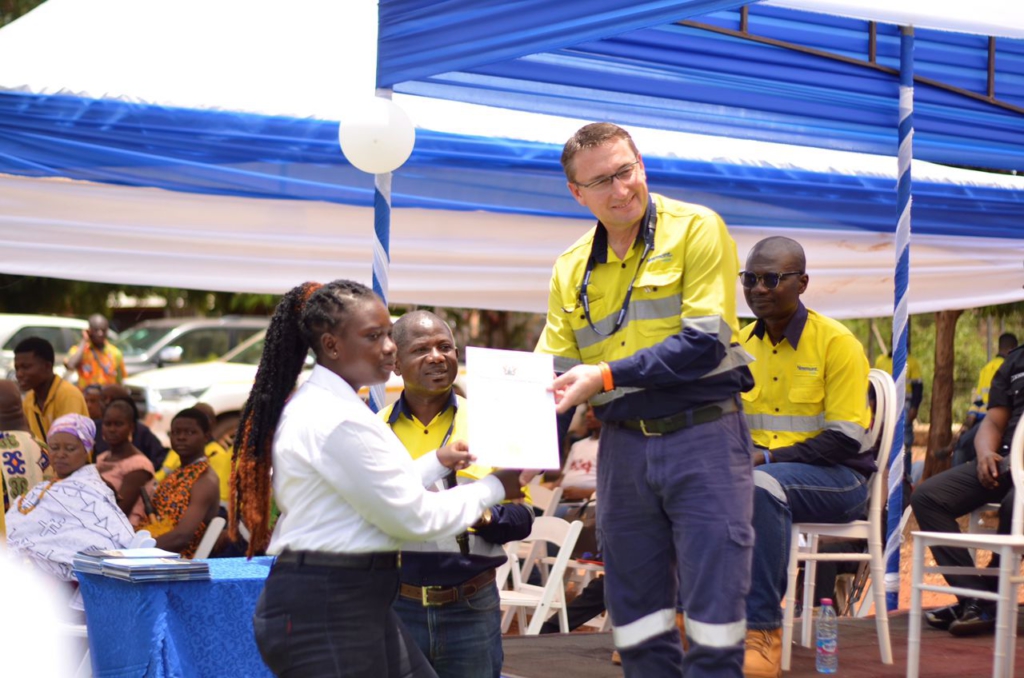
[
  {"xmin": 275, "ymin": 550, "xmax": 399, "ymax": 570},
  {"xmin": 616, "ymin": 397, "xmax": 740, "ymax": 437},
  {"xmin": 399, "ymin": 569, "xmax": 496, "ymax": 607}
]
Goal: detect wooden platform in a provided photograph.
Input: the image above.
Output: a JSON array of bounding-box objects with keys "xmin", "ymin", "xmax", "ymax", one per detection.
[{"xmin": 501, "ymin": 611, "xmax": 1024, "ymax": 678}]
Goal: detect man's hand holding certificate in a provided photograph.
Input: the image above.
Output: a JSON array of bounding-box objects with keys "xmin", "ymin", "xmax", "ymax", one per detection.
[{"xmin": 465, "ymin": 347, "xmax": 561, "ymax": 470}]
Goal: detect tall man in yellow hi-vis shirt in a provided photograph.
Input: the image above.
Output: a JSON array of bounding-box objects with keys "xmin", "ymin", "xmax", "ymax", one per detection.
[
  {"xmin": 381, "ymin": 311, "xmax": 534, "ymax": 678},
  {"xmin": 739, "ymin": 237, "xmax": 874, "ymax": 678},
  {"xmin": 537, "ymin": 123, "xmax": 756, "ymax": 678}
]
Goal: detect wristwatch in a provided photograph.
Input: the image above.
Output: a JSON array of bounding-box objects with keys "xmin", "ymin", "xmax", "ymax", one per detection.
[{"xmin": 472, "ymin": 507, "xmax": 493, "ymax": 530}]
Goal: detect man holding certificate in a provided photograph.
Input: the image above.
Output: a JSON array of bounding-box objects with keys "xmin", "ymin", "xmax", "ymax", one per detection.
[
  {"xmin": 536, "ymin": 123, "xmax": 756, "ymax": 678},
  {"xmin": 382, "ymin": 311, "xmax": 534, "ymax": 678}
]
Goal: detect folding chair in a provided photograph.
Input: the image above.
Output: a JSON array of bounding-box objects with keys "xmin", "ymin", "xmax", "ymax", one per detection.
[
  {"xmin": 781, "ymin": 368, "xmax": 897, "ymax": 670},
  {"xmin": 907, "ymin": 417, "xmax": 1024, "ymax": 678},
  {"xmin": 500, "ymin": 517, "xmax": 583, "ymax": 635},
  {"xmin": 193, "ymin": 516, "xmax": 226, "ymax": 559}
]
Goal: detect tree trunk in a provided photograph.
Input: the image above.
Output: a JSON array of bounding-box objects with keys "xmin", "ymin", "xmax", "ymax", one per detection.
[{"xmin": 922, "ymin": 309, "xmax": 962, "ymax": 481}]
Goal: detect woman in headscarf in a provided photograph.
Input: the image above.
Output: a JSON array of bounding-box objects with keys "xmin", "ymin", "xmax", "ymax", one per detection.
[{"xmin": 5, "ymin": 413, "xmax": 135, "ymax": 587}]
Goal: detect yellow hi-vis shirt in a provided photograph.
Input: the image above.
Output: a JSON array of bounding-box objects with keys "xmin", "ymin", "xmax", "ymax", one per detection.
[
  {"xmin": 968, "ymin": 356, "xmax": 1004, "ymax": 417},
  {"xmin": 874, "ymin": 353, "xmax": 922, "ymax": 399},
  {"xmin": 379, "ymin": 392, "xmax": 530, "ymax": 502},
  {"xmin": 536, "ymin": 193, "xmax": 750, "ymax": 419},
  {"xmin": 741, "ymin": 306, "xmax": 871, "ymax": 452}
]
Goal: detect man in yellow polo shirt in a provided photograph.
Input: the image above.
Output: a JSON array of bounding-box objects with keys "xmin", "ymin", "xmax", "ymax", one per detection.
[
  {"xmin": 14, "ymin": 337, "xmax": 88, "ymax": 441},
  {"xmin": 380, "ymin": 311, "xmax": 533, "ymax": 678},
  {"xmin": 739, "ymin": 237, "xmax": 875, "ymax": 678}
]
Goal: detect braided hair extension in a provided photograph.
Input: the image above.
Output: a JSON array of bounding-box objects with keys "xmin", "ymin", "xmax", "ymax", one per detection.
[{"xmin": 229, "ymin": 279, "xmax": 376, "ymax": 555}]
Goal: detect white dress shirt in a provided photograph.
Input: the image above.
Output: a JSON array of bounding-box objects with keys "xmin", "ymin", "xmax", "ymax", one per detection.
[{"xmin": 267, "ymin": 365, "xmax": 504, "ymax": 555}]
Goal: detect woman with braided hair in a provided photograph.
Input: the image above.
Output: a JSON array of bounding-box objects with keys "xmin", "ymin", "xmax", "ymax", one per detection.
[{"xmin": 230, "ymin": 279, "xmax": 522, "ymax": 678}]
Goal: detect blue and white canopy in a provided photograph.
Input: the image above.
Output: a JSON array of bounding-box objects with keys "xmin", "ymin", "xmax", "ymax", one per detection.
[{"xmin": 0, "ymin": 0, "xmax": 1021, "ymax": 317}]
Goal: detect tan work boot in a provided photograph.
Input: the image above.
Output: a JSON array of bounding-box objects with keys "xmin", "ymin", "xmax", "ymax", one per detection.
[{"xmin": 743, "ymin": 628, "xmax": 782, "ymax": 678}]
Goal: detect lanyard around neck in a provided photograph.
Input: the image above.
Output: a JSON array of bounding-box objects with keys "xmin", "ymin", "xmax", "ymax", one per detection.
[{"xmin": 579, "ymin": 196, "xmax": 657, "ymax": 338}]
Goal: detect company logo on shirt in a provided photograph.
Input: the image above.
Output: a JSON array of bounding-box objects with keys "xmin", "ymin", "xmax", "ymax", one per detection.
[
  {"xmin": 796, "ymin": 365, "xmax": 819, "ymax": 374},
  {"xmin": 647, "ymin": 252, "xmax": 673, "ymax": 263}
]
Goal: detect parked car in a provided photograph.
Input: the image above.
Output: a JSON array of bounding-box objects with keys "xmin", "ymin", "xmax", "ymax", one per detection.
[
  {"xmin": 0, "ymin": 314, "xmax": 90, "ymax": 381},
  {"xmin": 118, "ymin": 316, "xmax": 269, "ymax": 376},
  {"xmin": 126, "ymin": 331, "xmax": 406, "ymax": 447}
]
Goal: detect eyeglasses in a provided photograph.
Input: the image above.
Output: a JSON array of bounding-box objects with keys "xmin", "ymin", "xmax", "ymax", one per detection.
[
  {"xmin": 574, "ymin": 160, "xmax": 641, "ymax": 192},
  {"xmin": 738, "ymin": 271, "xmax": 804, "ymax": 289}
]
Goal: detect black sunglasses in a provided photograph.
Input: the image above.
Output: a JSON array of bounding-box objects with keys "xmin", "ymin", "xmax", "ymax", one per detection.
[{"xmin": 739, "ymin": 271, "xmax": 804, "ymax": 289}]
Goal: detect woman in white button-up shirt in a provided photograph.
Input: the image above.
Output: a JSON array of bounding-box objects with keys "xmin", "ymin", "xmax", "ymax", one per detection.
[{"xmin": 228, "ymin": 280, "xmax": 521, "ymax": 678}]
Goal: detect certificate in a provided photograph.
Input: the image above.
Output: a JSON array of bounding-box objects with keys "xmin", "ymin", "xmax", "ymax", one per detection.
[{"xmin": 465, "ymin": 347, "xmax": 561, "ymax": 469}]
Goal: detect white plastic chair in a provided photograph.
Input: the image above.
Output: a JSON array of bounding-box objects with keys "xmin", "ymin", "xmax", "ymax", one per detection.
[
  {"xmin": 907, "ymin": 417, "xmax": 1024, "ymax": 678},
  {"xmin": 193, "ymin": 516, "xmax": 226, "ymax": 559},
  {"xmin": 500, "ymin": 517, "xmax": 583, "ymax": 635},
  {"xmin": 526, "ymin": 480, "xmax": 564, "ymax": 517},
  {"xmin": 781, "ymin": 368, "xmax": 897, "ymax": 670}
]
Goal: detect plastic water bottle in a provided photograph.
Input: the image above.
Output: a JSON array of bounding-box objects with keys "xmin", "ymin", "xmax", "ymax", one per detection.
[{"xmin": 815, "ymin": 598, "xmax": 838, "ymax": 674}]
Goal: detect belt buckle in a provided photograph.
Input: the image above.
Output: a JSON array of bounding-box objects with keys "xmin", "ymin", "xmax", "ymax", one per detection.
[
  {"xmin": 422, "ymin": 586, "xmax": 445, "ymax": 607},
  {"xmin": 639, "ymin": 419, "xmax": 662, "ymax": 437}
]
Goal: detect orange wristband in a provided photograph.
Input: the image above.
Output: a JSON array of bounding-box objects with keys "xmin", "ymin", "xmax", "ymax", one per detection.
[{"xmin": 598, "ymin": 362, "xmax": 614, "ymax": 392}]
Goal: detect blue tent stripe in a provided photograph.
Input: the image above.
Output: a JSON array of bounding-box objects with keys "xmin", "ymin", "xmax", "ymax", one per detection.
[{"xmin": 1, "ymin": 91, "xmax": 1022, "ymax": 240}]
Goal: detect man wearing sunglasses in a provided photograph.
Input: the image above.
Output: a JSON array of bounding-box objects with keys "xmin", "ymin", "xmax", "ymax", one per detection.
[
  {"xmin": 738, "ymin": 236, "xmax": 875, "ymax": 678},
  {"xmin": 536, "ymin": 122, "xmax": 756, "ymax": 678}
]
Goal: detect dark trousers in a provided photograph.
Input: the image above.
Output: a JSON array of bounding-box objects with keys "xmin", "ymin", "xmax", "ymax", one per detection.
[
  {"xmin": 253, "ymin": 558, "xmax": 437, "ymax": 678},
  {"xmin": 910, "ymin": 459, "xmax": 1014, "ymax": 603}
]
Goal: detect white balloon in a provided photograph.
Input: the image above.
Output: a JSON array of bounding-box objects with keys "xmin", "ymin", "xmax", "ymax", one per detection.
[{"xmin": 337, "ymin": 97, "xmax": 416, "ymax": 174}]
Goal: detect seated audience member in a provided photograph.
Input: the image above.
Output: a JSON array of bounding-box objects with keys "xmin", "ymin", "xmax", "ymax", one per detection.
[
  {"xmin": 140, "ymin": 408, "xmax": 220, "ymax": 558},
  {"xmin": 95, "ymin": 400, "xmax": 155, "ymax": 527},
  {"xmin": 155, "ymin": 402, "xmax": 232, "ymax": 503},
  {"xmin": 910, "ymin": 342, "xmax": 1024, "ymax": 637},
  {"xmin": 549, "ymin": 404, "xmax": 600, "ymax": 502},
  {"xmin": 5, "ymin": 414, "xmax": 134, "ymax": 593},
  {"xmin": 92, "ymin": 387, "xmax": 167, "ymax": 468},
  {"xmin": 0, "ymin": 380, "xmax": 51, "ymax": 537},
  {"xmin": 14, "ymin": 337, "xmax": 88, "ymax": 441},
  {"xmin": 740, "ymin": 237, "xmax": 874, "ymax": 678},
  {"xmin": 64, "ymin": 314, "xmax": 126, "ymax": 388},
  {"xmin": 82, "ymin": 384, "xmax": 105, "ymax": 421},
  {"xmin": 948, "ymin": 332, "xmax": 1018, "ymax": 467},
  {"xmin": 381, "ymin": 311, "xmax": 534, "ymax": 678}
]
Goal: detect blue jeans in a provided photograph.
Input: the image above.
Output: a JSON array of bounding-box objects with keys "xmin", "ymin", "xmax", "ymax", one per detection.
[
  {"xmin": 599, "ymin": 411, "xmax": 754, "ymax": 678},
  {"xmin": 253, "ymin": 558, "xmax": 436, "ymax": 677},
  {"xmin": 393, "ymin": 580, "xmax": 503, "ymax": 678},
  {"xmin": 746, "ymin": 462, "xmax": 869, "ymax": 629}
]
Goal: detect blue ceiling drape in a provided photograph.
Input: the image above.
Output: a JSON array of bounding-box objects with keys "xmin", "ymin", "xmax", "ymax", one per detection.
[
  {"xmin": 376, "ymin": 0, "xmax": 755, "ymax": 86},
  {"xmin": 2, "ymin": 90, "xmax": 1020, "ymax": 241},
  {"xmin": 378, "ymin": 3, "xmax": 1024, "ymax": 170}
]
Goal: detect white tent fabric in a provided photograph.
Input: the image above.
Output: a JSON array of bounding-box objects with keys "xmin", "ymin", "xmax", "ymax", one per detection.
[
  {"xmin": 4, "ymin": 173, "xmax": 1021, "ymax": 319},
  {"xmin": 1, "ymin": 0, "xmax": 1022, "ymax": 317}
]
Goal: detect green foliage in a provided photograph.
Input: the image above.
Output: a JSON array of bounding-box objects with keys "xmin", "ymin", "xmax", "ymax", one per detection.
[
  {"xmin": 841, "ymin": 310, "xmax": 1022, "ymax": 424},
  {"xmin": 1, "ymin": 0, "xmax": 46, "ymax": 27},
  {"xmin": 0, "ymin": 275, "xmax": 280, "ymax": 325}
]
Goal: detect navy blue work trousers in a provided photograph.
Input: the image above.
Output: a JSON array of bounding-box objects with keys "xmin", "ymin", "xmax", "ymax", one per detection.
[{"xmin": 598, "ymin": 410, "xmax": 754, "ymax": 678}]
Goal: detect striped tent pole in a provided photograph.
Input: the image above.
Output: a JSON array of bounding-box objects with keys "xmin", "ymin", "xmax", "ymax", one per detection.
[
  {"xmin": 885, "ymin": 25, "xmax": 914, "ymax": 612},
  {"xmin": 368, "ymin": 88, "xmax": 393, "ymax": 413}
]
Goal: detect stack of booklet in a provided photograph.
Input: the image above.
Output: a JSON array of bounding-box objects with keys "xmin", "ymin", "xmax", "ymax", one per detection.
[{"xmin": 73, "ymin": 548, "xmax": 211, "ymax": 582}]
